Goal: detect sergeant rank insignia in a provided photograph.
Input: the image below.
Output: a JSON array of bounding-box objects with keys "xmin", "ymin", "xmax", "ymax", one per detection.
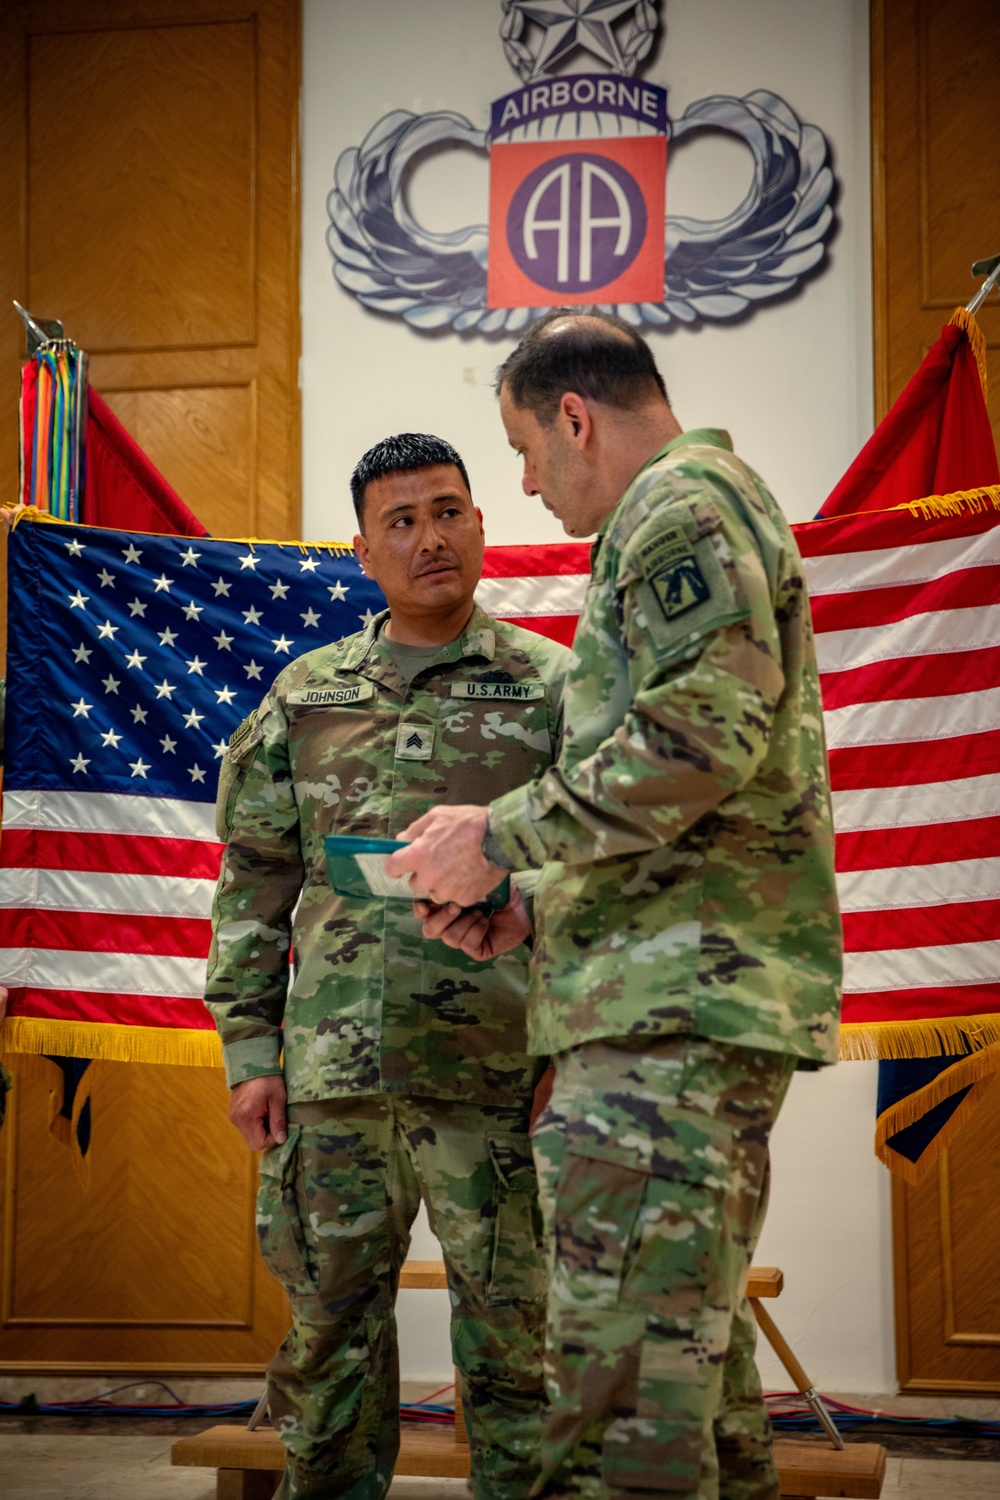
[{"xmin": 396, "ymin": 723, "xmax": 434, "ymax": 760}]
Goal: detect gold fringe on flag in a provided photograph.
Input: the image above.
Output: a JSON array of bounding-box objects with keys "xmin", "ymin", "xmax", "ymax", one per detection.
[
  {"xmin": 838, "ymin": 1012, "xmax": 1000, "ymax": 1062},
  {"xmin": 896, "ymin": 484, "xmax": 1000, "ymax": 521},
  {"xmin": 948, "ymin": 305, "xmax": 989, "ymax": 399},
  {"xmin": 873, "ymin": 1042, "xmax": 1000, "ymax": 1185},
  {"xmin": 9, "ymin": 504, "xmax": 358, "ymax": 556},
  {"xmin": 0, "ymin": 1016, "xmax": 223, "ymax": 1068}
]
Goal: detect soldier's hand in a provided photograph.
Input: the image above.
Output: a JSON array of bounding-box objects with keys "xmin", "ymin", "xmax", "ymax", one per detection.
[
  {"xmin": 0, "ymin": 987, "xmax": 8, "ymax": 1021},
  {"xmin": 387, "ymin": 804, "xmax": 500, "ymax": 906},
  {"xmin": 229, "ymin": 1074, "xmax": 288, "ymax": 1151},
  {"xmin": 415, "ymin": 884, "xmax": 531, "ymax": 961}
]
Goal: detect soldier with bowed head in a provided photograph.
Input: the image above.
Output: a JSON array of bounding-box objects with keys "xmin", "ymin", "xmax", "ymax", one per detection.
[{"xmin": 388, "ymin": 315, "xmax": 843, "ymax": 1500}]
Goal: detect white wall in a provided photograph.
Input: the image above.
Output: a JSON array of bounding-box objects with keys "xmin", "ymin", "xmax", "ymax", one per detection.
[{"xmin": 301, "ymin": 0, "xmax": 894, "ymax": 1391}]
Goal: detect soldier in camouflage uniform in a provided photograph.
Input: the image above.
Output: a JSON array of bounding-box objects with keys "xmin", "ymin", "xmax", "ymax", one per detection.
[
  {"xmin": 389, "ymin": 317, "xmax": 843, "ymax": 1499},
  {"xmin": 205, "ymin": 434, "xmax": 570, "ymax": 1500}
]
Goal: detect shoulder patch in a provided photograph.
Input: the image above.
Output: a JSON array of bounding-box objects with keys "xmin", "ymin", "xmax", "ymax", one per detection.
[
  {"xmin": 228, "ymin": 710, "xmax": 259, "ymax": 753},
  {"xmin": 636, "ymin": 526, "xmax": 711, "ymax": 622}
]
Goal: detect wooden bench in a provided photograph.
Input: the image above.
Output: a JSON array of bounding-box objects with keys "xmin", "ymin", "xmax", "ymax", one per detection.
[{"xmin": 172, "ymin": 1262, "xmax": 885, "ymax": 1499}]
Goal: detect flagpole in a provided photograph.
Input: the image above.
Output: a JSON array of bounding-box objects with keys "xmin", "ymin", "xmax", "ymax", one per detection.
[{"xmin": 966, "ymin": 254, "xmax": 1000, "ymax": 316}]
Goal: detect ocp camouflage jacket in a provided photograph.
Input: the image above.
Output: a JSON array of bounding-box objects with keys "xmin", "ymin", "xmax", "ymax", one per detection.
[
  {"xmin": 488, "ymin": 430, "xmax": 843, "ymax": 1066},
  {"xmin": 205, "ymin": 606, "xmax": 569, "ymax": 1103}
]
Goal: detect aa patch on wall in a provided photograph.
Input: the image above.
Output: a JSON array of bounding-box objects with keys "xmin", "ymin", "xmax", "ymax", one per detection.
[{"xmin": 487, "ymin": 133, "xmax": 666, "ymax": 310}]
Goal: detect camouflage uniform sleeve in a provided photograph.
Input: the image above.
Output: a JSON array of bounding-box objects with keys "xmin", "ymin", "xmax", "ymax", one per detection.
[
  {"xmin": 204, "ymin": 686, "xmax": 304, "ymax": 1088},
  {"xmin": 488, "ymin": 495, "xmax": 785, "ymax": 868}
]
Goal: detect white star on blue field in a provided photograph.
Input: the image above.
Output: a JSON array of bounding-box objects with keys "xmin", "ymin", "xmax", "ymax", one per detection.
[{"xmin": 7, "ymin": 524, "xmax": 386, "ymax": 802}]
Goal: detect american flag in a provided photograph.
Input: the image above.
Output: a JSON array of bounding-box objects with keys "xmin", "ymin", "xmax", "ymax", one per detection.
[
  {"xmin": 8, "ymin": 498, "xmax": 998, "ymax": 1067},
  {"xmin": 0, "ymin": 516, "xmax": 588, "ymax": 1059},
  {"xmin": 797, "ymin": 496, "xmax": 1000, "ymax": 1055}
]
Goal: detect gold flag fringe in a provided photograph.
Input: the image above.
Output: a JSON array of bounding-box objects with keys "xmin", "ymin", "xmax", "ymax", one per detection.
[
  {"xmin": 0, "ymin": 1016, "xmax": 223, "ymax": 1068},
  {"xmin": 895, "ymin": 485, "xmax": 1000, "ymax": 521},
  {"xmin": 873, "ymin": 1043, "xmax": 1000, "ymax": 1185},
  {"xmin": 838, "ymin": 1012, "xmax": 1000, "ymax": 1062},
  {"xmin": 8, "ymin": 505, "xmax": 357, "ymax": 556},
  {"xmin": 948, "ymin": 305, "xmax": 989, "ymax": 398}
]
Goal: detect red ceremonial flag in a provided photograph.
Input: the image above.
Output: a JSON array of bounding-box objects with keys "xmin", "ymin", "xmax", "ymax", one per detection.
[
  {"xmin": 820, "ymin": 308, "xmax": 999, "ymax": 519},
  {"xmin": 82, "ymin": 391, "xmax": 208, "ymax": 537}
]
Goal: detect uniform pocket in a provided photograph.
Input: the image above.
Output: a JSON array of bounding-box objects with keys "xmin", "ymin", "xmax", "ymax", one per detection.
[
  {"xmin": 485, "ymin": 1131, "xmax": 546, "ymax": 1307},
  {"xmin": 256, "ymin": 1125, "xmax": 316, "ymax": 1299},
  {"xmin": 552, "ymin": 1111, "xmax": 734, "ymax": 1315},
  {"xmin": 551, "ymin": 1117, "xmax": 735, "ymax": 1494},
  {"xmin": 215, "ymin": 717, "xmax": 265, "ymax": 841}
]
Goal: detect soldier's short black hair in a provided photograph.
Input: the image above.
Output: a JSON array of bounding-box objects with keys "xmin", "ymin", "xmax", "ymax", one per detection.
[
  {"xmin": 494, "ymin": 309, "xmax": 668, "ymax": 424},
  {"xmin": 350, "ymin": 433, "xmax": 472, "ymax": 528}
]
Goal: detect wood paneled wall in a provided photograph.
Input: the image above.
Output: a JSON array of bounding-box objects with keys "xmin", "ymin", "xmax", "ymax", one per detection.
[
  {"xmin": 0, "ymin": 0, "xmax": 299, "ymax": 1372},
  {"xmin": 872, "ymin": 0, "xmax": 1000, "ymax": 436}
]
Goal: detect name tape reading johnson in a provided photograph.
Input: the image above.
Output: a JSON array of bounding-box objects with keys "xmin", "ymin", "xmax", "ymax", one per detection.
[{"xmin": 288, "ymin": 682, "xmax": 377, "ymax": 707}]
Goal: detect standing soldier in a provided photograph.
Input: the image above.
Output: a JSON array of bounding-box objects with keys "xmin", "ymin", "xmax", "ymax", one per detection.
[
  {"xmin": 389, "ymin": 316, "xmax": 843, "ymax": 1500},
  {"xmin": 205, "ymin": 434, "xmax": 569, "ymax": 1500}
]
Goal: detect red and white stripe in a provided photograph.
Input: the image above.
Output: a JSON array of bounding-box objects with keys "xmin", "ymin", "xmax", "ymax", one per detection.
[
  {"xmin": 1, "ymin": 787, "xmax": 223, "ymax": 1029},
  {"xmin": 796, "ymin": 501, "xmax": 1000, "ymax": 1032},
  {"xmin": 478, "ymin": 542, "xmax": 591, "ymax": 645},
  {"xmin": 8, "ymin": 516, "xmax": 997, "ymax": 1047}
]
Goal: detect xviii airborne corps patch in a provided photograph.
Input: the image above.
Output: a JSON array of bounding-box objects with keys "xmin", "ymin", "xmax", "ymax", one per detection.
[{"xmin": 638, "ymin": 526, "xmax": 712, "ymax": 621}]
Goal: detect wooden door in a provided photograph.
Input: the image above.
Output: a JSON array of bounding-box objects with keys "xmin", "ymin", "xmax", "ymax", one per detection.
[
  {"xmin": 0, "ymin": 0, "xmax": 299, "ymax": 1371},
  {"xmin": 872, "ymin": 0, "xmax": 1000, "ymax": 433},
  {"xmin": 873, "ymin": 0, "xmax": 1000, "ymax": 1392},
  {"xmin": 892, "ymin": 1076, "xmax": 1000, "ymax": 1392},
  {"xmin": 0, "ymin": 1057, "xmax": 290, "ymax": 1371}
]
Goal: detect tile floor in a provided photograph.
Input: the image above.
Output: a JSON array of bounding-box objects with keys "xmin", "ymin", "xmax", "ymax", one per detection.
[
  {"xmin": 1, "ymin": 1383, "xmax": 998, "ymax": 1498},
  {"xmin": 3, "ymin": 1432, "xmax": 998, "ymax": 1498}
]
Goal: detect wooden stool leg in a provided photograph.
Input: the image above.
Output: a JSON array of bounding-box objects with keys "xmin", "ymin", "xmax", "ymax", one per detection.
[
  {"xmin": 750, "ymin": 1298, "xmax": 845, "ymax": 1451},
  {"xmin": 453, "ymin": 1364, "xmax": 469, "ymax": 1445},
  {"xmin": 217, "ymin": 1470, "xmax": 279, "ymax": 1500}
]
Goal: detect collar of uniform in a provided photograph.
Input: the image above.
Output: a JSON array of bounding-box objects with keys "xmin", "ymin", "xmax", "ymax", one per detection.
[
  {"xmin": 337, "ymin": 602, "xmax": 497, "ymax": 681},
  {"xmin": 592, "ymin": 427, "xmax": 734, "ymax": 556}
]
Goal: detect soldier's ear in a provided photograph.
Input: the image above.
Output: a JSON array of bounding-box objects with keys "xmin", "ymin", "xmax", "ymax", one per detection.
[
  {"xmin": 560, "ymin": 392, "xmax": 592, "ymax": 450},
  {"xmin": 354, "ymin": 532, "xmax": 374, "ymax": 577}
]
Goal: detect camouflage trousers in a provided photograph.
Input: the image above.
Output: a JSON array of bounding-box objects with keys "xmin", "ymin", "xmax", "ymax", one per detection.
[
  {"xmin": 257, "ymin": 1093, "xmax": 547, "ymax": 1500},
  {"xmin": 531, "ymin": 1035, "xmax": 796, "ymax": 1500}
]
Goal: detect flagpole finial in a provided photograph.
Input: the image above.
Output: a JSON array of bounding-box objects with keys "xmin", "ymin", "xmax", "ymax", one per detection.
[
  {"xmin": 966, "ymin": 255, "xmax": 1000, "ymax": 316},
  {"xmin": 12, "ymin": 300, "xmax": 67, "ymax": 355}
]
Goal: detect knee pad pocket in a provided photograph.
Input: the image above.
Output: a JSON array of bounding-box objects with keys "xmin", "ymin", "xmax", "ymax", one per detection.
[
  {"xmin": 485, "ymin": 1130, "xmax": 547, "ymax": 1307},
  {"xmin": 257, "ymin": 1126, "xmax": 317, "ymax": 1299}
]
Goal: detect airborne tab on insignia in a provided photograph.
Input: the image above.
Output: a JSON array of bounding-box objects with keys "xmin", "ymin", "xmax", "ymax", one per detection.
[{"xmin": 638, "ymin": 526, "xmax": 712, "ymax": 621}]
